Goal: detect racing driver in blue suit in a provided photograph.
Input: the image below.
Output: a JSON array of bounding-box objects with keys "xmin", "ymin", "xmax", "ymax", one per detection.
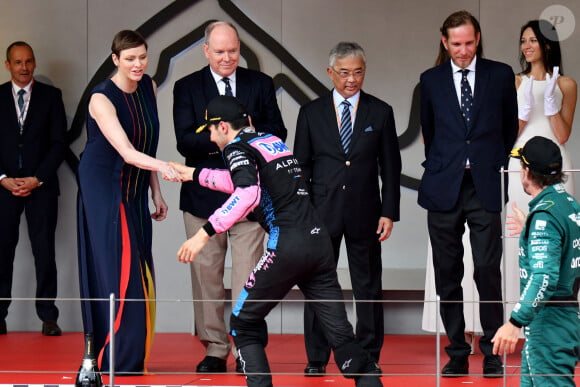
[{"xmin": 168, "ymin": 96, "xmax": 382, "ymax": 387}]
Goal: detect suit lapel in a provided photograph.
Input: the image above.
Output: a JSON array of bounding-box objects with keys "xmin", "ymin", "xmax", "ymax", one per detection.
[
  {"xmin": 235, "ymin": 68, "xmax": 250, "ymax": 106},
  {"xmin": 2, "ymin": 82, "xmax": 28, "ymax": 134},
  {"xmin": 323, "ymin": 93, "xmax": 344, "ymax": 151},
  {"xmin": 471, "ymin": 59, "xmax": 489, "ymax": 130},
  {"xmin": 440, "ymin": 63, "xmax": 467, "ymax": 132},
  {"xmin": 202, "ymin": 66, "xmax": 220, "ymax": 102},
  {"xmin": 350, "ymin": 91, "xmax": 368, "ymax": 153},
  {"xmin": 21, "ymin": 83, "xmax": 38, "ymax": 133}
]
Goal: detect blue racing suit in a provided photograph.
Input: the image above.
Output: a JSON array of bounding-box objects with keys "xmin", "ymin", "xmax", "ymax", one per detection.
[{"xmin": 194, "ymin": 127, "xmax": 380, "ymax": 387}]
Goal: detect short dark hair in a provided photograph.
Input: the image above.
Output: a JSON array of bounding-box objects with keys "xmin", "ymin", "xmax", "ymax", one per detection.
[
  {"xmin": 526, "ymin": 164, "xmax": 566, "ymax": 187},
  {"xmin": 519, "ymin": 20, "xmax": 563, "ymax": 76},
  {"xmin": 229, "ymin": 117, "xmax": 251, "ymax": 131},
  {"xmin": 111, "ymin": 30, "xmax": 147, "ymax": 57},
  {"xmin": 6, "ymin": 41, "xmax": 34, "ymax": 62},
  {"xmin": 435, "ymin": 10, "xmax": 483, "ymax": 66}
]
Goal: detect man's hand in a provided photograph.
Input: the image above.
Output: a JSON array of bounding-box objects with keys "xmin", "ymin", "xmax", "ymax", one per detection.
[
  {"xmin": 376, "ymin": 217, "xmax": 393, "ymax": 242},
  {"xmin": 177, "ymin": 228, "xmax": 210, "ymax": 263},
  {"xmin": 506, "ymin": 202, "xmax": 526, "ymax": 236},
  {"xmin": 1, "ymin": 177, "xmax": 21, "ymax": 193},
  {"xmin": 492, "ymin": 321, "xmax": 521, "ymax": 355},
  {"xmin": 169, "ymin": 161, "xmax": 195, "ymax": 182},
  {"xmin": 5, "ymin": 177, "xmax": 41, "ymax": 197}
]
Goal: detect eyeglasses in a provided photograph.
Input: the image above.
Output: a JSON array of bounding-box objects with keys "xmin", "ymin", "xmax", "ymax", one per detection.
[{"xmin": 331, "ymin": 67, "xmax": 365, "ymax": 79}]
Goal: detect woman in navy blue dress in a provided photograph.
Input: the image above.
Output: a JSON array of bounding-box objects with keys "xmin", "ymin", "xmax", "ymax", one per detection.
[{"xmin": 77, "ymin": 30, "xmax": 178, "ymax": 374}]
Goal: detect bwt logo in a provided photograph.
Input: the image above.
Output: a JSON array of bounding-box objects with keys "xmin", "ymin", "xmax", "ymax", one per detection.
[{"xmin": 257, "ymin": 140, "xmax": 290, "ymax": 155}]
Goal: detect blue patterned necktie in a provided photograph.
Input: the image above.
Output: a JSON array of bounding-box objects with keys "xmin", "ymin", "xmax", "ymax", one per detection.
[
  {"xmin": 17, "ymin": 89, "xmax": 25, "ymax": 113},
  {"xmin": 460, "ymin": 69, "xmax": 473, "ymax": 129},
  {"xmin": 339, "ymin": 100, "xmax": 352, "ymax": 153},
  {"xmin": 222, "ymin": 77, "xmax": 233, "ymax": 96},
  {"xmin": 17, "ymin": 89, "xmax": 26, "ymax": 134}
]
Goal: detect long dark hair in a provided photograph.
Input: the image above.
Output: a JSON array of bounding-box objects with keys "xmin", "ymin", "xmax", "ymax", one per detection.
[
  {"xmin": 435, "ymin": 10, "xmax": 483, "ymax": 66},
  {"xmin": 519, "ymin": 20, "xmax": 563, "ymax": 75}
]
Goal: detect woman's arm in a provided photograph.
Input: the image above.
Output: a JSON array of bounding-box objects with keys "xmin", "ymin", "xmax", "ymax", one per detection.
[
  {"xmin": 88, "ymin": 92, "xmax": 178, "ymax": 179},
  {"xmin": 549, "ymin": 75, "xmax": 577, "ymax": 144}
]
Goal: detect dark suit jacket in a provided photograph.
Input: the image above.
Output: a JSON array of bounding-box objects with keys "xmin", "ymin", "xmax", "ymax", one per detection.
[
  {"xmin": 418, "ymin": 58, "xmax": 518, "ymax": 213},
  {"xmin": 173, "ymin": 65, "xmax": 286, "ymax": 218},
  {"xmin": 0, "ymin": 80, "xmax": 67, "ymax": 197},
  {"xmin": 294, "ymin": 90, "xmax": 401, "ymax": 238}
]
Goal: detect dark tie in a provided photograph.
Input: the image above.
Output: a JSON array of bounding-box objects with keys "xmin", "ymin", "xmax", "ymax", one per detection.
[
  {"xmin": 222, "ymin": 77, "xmax": 233, "ymax": 96},
  {"xmin": 17, "ymin": 89, "xmax": 25, "ymax": 113},
  {"xmin": 339, "ymin": 100, "xmax": 352, "ymax": 153},
  {"xmin": 460, "ymin": 69, "xmax": 473, "ymax": 128}
]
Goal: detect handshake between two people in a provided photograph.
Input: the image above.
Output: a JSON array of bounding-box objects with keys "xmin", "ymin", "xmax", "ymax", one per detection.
[
  {"xmin": 159, "ymin": 161, "xmax": 195, "ymax": 183},
  {"xmin": 157, "ymin": 160, "xmax": 206, "ymax": 263}
]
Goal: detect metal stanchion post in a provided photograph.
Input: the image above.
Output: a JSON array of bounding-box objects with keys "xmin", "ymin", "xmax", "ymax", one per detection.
[
  {"xmin": 436, "ymin": 295, "xmax": 440, "ymax": 387},
  {"xmin": 500, "ymin": 166, "xmax": 508, "ymax": 387},
  {"xmin": 109, "ymin": 293, "xmax": 115, "ymax": 387}
]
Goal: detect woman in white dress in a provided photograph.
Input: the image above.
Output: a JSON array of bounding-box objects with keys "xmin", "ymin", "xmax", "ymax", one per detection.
[{"xmin": 505, "ymin": 19, "xmax": 577, "ymax": 308}]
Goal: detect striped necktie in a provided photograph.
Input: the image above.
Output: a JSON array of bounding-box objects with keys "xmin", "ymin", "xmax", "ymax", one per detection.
[{"xmin": 339, "ymin": 100, "xmax": 352, "ymax": 153}]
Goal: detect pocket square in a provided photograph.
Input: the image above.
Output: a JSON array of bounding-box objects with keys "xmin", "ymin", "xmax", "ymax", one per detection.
[{"xmin": 364, "ymin": 126, "xmax": 374, "ymax": 132}]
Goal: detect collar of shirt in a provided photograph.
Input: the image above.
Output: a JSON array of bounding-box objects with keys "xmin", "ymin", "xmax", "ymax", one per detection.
[
  {"xmin": 450, "ymin": 55, "xmax": 477, "ymax": 74},
  {"xmin": 12, "ymin": 80, "xmax": 33, "ymax": 126},
  {"xmin": 209, "ymin": 68, "xmax": 237, "ymax": 96},
  {"xmin": 11, "ymin": 80, "xmax": 33, "ymax": 103},
  {"xmin": 332, "ymin": 89, "xmax": 360, "ymax": 126}
]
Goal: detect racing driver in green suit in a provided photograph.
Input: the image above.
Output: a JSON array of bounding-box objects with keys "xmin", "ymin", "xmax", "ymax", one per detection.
[{"xmin": 492, "ymin": 136, "xmax": 580, "ymax": 386}]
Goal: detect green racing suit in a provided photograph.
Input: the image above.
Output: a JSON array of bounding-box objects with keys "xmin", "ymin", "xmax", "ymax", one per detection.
[{"xmin": 510, "ymin": 183, "xmax": 580, "ymax": 386}]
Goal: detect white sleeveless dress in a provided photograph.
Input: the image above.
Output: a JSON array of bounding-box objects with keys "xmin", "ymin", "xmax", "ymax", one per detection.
[{"xmin": 504, "ymin": 74, "xmax": 574, "ymax": 310}]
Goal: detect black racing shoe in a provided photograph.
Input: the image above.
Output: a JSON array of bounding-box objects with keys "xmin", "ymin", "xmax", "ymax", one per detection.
[{"xmin": 355, "ymin": 374, "xmax": 383, "ymax": 387}]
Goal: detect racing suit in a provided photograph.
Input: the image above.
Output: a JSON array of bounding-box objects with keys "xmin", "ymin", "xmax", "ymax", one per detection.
[
  {"xmin": 510, "ymin": 183, "xmax": 580, "ymax": 386},
  {"xmin": 193, "ymin": 127, "xmax": 381, "ymax": 387}
]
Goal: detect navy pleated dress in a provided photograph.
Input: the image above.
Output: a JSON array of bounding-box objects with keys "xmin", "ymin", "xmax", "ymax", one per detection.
[{"xmin": 77, "ymin": 74, "xmax": 158, "ymax": 374}]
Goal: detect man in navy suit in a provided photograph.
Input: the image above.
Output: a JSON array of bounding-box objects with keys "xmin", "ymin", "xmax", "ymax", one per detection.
[
  {"xmin": 294, "ymin": 42, "xmax": 401, "ymax": 376},
  {"xmin": 0, "ymin": 41, "xmax": 67, "ymax": 336},
  {"xmin": 419, "ymin": 10, "xmax": 518, "ymax": 377},
  {"xmin": 172, "ymin": 21, "xmax": 286, "ymax": 373}
]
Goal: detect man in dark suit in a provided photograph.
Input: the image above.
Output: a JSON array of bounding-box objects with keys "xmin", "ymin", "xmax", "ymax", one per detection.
[
  {"xmin": 294, "ymin": 41, "xmax": 401, "ymax": 376},
  {"xmin": 172, "ymin": 21, "xmax": 286, "ymax": 373},
  {"xmin": 0, "ymin": 41, "xmax": 67, "ymax": 336},
  {"xmin": 418, "ymin": 10, "xmax": 518, "ymax": 377}
]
